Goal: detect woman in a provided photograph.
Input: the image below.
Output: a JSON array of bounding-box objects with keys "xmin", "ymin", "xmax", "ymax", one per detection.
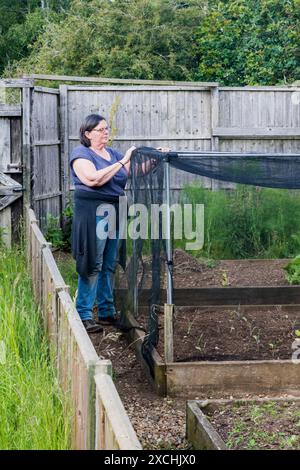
[{"xmin": 70, "ymin": 114, "xmax": 136, "ymax": 333}]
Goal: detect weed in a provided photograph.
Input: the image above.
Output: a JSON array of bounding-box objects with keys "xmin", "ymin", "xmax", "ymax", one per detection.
[
  {"xmin": 180, "ymin": 184, "xmax": 300, "ymax": 260},
  {"xmin": 195, "ymin": 333, "xmax": 207, "ymax": 354},
  {"xmin": 0, "ymin": 246, "xmax": 71, "ymax": 449}
]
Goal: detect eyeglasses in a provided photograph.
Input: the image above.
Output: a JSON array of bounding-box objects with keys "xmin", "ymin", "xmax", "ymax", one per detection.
[{"xmin": 92, "ymin": 126, "xmax": 110, "ymax": 133}]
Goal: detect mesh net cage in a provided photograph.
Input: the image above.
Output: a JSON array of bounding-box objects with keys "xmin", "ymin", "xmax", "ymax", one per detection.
[{"xmin": 122, "ymin": 146, "xmax": 300, "ymax": 374}]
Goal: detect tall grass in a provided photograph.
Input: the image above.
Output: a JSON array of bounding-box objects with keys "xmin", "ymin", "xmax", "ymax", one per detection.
[
  {"xmin": 180, "ymin": 184, "xmax": 300, "ymax": 259},
  {"xmin": 0, "ymin": 246, "xmax": 71, "ymax": 450}
]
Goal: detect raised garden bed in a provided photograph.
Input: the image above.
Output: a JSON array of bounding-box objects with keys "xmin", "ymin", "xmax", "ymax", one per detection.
[
  {"xmin": 186, "ymin": 398, "xmax": 300, "ymax": 450},
  {"xmin": 116, "ymin": 250, "xmax": 300, "ymax": 397}
]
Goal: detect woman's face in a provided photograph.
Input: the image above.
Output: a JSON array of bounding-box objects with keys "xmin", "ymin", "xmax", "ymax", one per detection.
[{"xmin": 85, "ymin": 119, "xmax": 109, "ymax": 147}]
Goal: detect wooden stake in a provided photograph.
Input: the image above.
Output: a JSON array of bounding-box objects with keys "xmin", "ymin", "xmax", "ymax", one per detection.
[{"xmin": 164, "ymin": 303, "xmax": 174, "ymax": 363}]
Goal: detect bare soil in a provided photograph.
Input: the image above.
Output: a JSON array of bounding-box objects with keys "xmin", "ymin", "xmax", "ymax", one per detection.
[
  {"xmin": 124, "ymin": 249, "xmax": 292, "ymax": 289},
  {"xmin": 130, "ymin": 250, "xmax": 300, "ymax": 362},
  {"xmin": 172, "ymin": 249, "xmax": 291, "ymax": 288},
  {"xmin": 137, "ymin": 305, "xmax": 300, "ymax": 362}
]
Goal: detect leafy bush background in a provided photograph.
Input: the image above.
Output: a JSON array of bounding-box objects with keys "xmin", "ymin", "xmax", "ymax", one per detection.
[{"xmin": 1, "ymin": 0, "xmax": 299, "ymax": 85}]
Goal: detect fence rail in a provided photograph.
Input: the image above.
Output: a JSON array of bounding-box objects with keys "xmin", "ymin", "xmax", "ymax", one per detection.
[{"xmin": 26, "ymin": 205, "xmax": 141, "ymax": 450}]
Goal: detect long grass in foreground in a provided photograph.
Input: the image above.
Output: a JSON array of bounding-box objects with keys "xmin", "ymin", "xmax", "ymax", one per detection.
[{"xmin": 0, "ymin": 246, "xmax": 71, "ymax": 450}]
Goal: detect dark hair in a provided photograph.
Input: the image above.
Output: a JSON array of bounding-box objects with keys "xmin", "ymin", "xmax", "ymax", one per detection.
[{"xmin": 79, "ymin": 114, "xmax": 106, "ymax": 147}]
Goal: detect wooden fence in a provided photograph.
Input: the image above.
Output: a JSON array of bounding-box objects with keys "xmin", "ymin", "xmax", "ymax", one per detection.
[
  {"xmin": 0, "ymin": 78, "xmax": 32, "ymax": 244},
  {"xmin": 1, "ymin": 75, "xmax": 300, "ymax": 234},
  {"xmin": 60, "ymin": 82, "xmax": 300, "ymax": 201},
  {"xmin": 26, "ymin": 206, "xmax": 141, "ymax": 450}
]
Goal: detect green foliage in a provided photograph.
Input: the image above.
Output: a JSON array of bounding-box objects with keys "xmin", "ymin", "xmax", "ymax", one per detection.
[
  {"xmin": 44, "ymin": 200, "xmax": 73, "ymax": 250},
  {"xmin": 2, "ymin": 0, "xmax": 299, "ymax": 85},
  {"xmin": 195, "ymin": 0, "xmax": 300, "ymax": 85},
  {"xmin": 0, "ymin": 227, "xmax": 6, "ymax": 248},
  {"xmin": 0, "ymin": 0, "xmax": 69, "ymax": 75},
  {"xmin": 284, "ymin": 255, "xmax": 300, "ymax": 284},
  {"xmin": 181, "ymin": 184, "xmax": 300, "ymax": 259},
  {"xmin": 7, "ymin": 0, "xmax": 204, "ymax": 80},
  {"xmin": 0, "ymin": 246, "xmax": 71, "ymax": 449},
  {"xmin": 55, "ymin": 252, "xmax": 77, "ymax": 299},
  {"xmin": 44, "ymin": 213, "xmax": 65, "ymax": 249},
  {"xmin": 224, "ymin": 401, "xmax": 300, "ymax": 450}
]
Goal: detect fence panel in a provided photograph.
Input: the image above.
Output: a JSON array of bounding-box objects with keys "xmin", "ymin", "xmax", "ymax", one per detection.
[
  {"xmin": 31, "ymin": 87, "xmax": 61, "ymax": 229},
  {"xmin": 0, "ymin": 96, "xmax": 23, "ymax": 245},
  {"xmin": 57, "ymin": 290, "xmax": 112, "ymax": 450},
  {"xmin": 29, "ymin": 221, "xmax": 49, "ymax": 307},
  {"xmin": 59, "ymin": 84, "xmax": 300, "ymax": 203},
  {"xmin": 41, "ymin": 246, "xmax": 68, "ymax": 350},
  {"xmin": 60, "ymin": 85, "xmax": 215, "ymax": 205},
  {"xmin": 216, "ymin": 87, "xmax": 300, "ymax": 188},
  {"xmin": 95, "ymin": 373, "xmax": 142, "ymax": 450}
]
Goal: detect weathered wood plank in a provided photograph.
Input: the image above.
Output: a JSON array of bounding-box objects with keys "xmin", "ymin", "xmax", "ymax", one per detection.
[
  {"xmin": 0, "ymin": 104, "xmax": 21, "ymax": 117},
  {"xmin": 186, "ymin": 401, "xmax": 227, "ymax": 450},
  {"xmin": 22, "ymin": 87, "xmax": 31, "ymax": 209},
  {"xmin": 116, "ymin": 286, "xmax": 300, "ymax": 306},
  {"xmin": 0, "ymin": 193, "xmax": 22, "ymax": 209},
  {"xmin": 33, "ymin": 86, "xmax": 60, "ymax": 94},
  {"xmin": 34, "ymin": 140, "xmax": 61, "ymax": 146},
  {"xmin": 34, "ymin": 191, "xmax": 62, "ymax": 201},
  {"xmin": 57, "ymin": 289, "xmax": 113, "ymax": 449},
  {"xmin": 164, "ymin": 303, "xmax": 174, "ymax": 363},
  {"xmin": 60, "ymin": 85, "xmax": 69, "ymax": 212},
  {"xmin": 10, "ymin": 118, "xmax": 22, "ymax": 164},
  {"xmin": 94, "ymin": 373, "xmax": 142, "ymax": 450},
  {"xmin": 69, "ymin": 135, "xmax": 209, "ymax": 141},
  {"xmin": 0, "ymin": 118, "xmax": 10, "ymax": 169},
  {"xmin": 24, "ymin": 73, "xmax": 218, "ymax": 88},
  {"xmin": 0, "ymin": 78, "xmax": 33, "ymax": 88},
  {"xmin": 214, "ymin": 127, "xmax": 300, "ymax": 137},
  {"xmin": 0, "ymin": 207, "xmax": 11, "ymax": 246},
  {"xmin": 167, "ymin": 360, "xmax": 300, "ymax": 397},
  {"xmin": 218, "ymin": 86, "xmax": 300, "ymax": 91}
]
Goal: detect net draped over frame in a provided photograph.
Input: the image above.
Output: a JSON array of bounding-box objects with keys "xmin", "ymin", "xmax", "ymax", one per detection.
[{"xmin": 124, "ymin": 146, "xmax": 300, "ymax": 374}]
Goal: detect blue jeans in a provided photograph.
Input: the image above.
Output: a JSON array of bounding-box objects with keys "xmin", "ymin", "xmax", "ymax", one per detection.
[{"xmin": 76, "ymin": 215, "xmax": 119, "ymax": 321}]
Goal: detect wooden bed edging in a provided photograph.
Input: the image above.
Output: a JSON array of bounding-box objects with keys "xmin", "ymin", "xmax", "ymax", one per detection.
[
  {"xmin": 186, "ymin": 397, "xmax": 300, "ymax": 450},
  {"xmin": 26, "ymin": 207, "xmax": 141, "ymax": 450},
  {"xmin": 125, "ymin": 311, "xmax": 167, "ymax": 396},
  {"xmin": 186, "ymin": 401, "xmax": 226, "ymax": 450},
  {"xmin": 123, "ymin": 307, "xmax": 300, "ymax": 398},
  {"xmin": 115, "ymin": 286, "xmax": 300, "ymax": 306},
  {"xmin": 166, "ymin": 360, "xmax": 300, "ymax": 397}
]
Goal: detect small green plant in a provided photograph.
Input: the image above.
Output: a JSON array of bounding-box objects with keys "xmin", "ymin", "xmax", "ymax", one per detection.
[
  {"xmin": 221, "ymin": 270, "xmax": 230, "ymax": 286},
  {"xmin": 195, "ymin": 333, "xmax": 207, "ymax": 354},
  {"xmin": 44, "ymin": 214, "xmax": 65, "ymax": 250},
  {"xmin": 61, "ymin": 200, "xmax": 74, "ymax": 251},
  {"xmin": 284, "ymin": 255, "xmax": 300, "ymax": 285},
  {"xmin": 0, "ymin": 227, "xmax": 6, "ymax": 249},
  {"xmin": 44, "ymin": 200, "xmax": 74, "ymax": 251}
]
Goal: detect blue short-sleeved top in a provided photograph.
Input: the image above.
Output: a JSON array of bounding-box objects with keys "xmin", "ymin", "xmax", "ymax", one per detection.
[{"xmin": 70, "ymin": 145, "xmax": 127, "ymax": 198}]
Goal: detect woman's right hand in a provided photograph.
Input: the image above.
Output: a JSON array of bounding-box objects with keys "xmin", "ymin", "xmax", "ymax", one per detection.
[{"xmin": 121, "ymin": 145, "xmax": 136, "ymax": 165}]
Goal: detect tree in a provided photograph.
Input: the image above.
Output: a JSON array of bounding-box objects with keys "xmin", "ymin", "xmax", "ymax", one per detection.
[
  {"xmin": 7, "ymin": 0, "xmax": 204, "ymax": 80},
  {"xmin": 194, "ymin": 0, "xmax": 300, "ymax": 85},
  {"xmin": 0, "ymin": 0, "xmax": 69, "ymax": 75}
]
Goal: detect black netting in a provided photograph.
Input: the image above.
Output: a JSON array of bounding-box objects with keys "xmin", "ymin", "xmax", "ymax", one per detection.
[{"xmin": 124, "ymin": 146, "xmax": 300, "ymax": 373}]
